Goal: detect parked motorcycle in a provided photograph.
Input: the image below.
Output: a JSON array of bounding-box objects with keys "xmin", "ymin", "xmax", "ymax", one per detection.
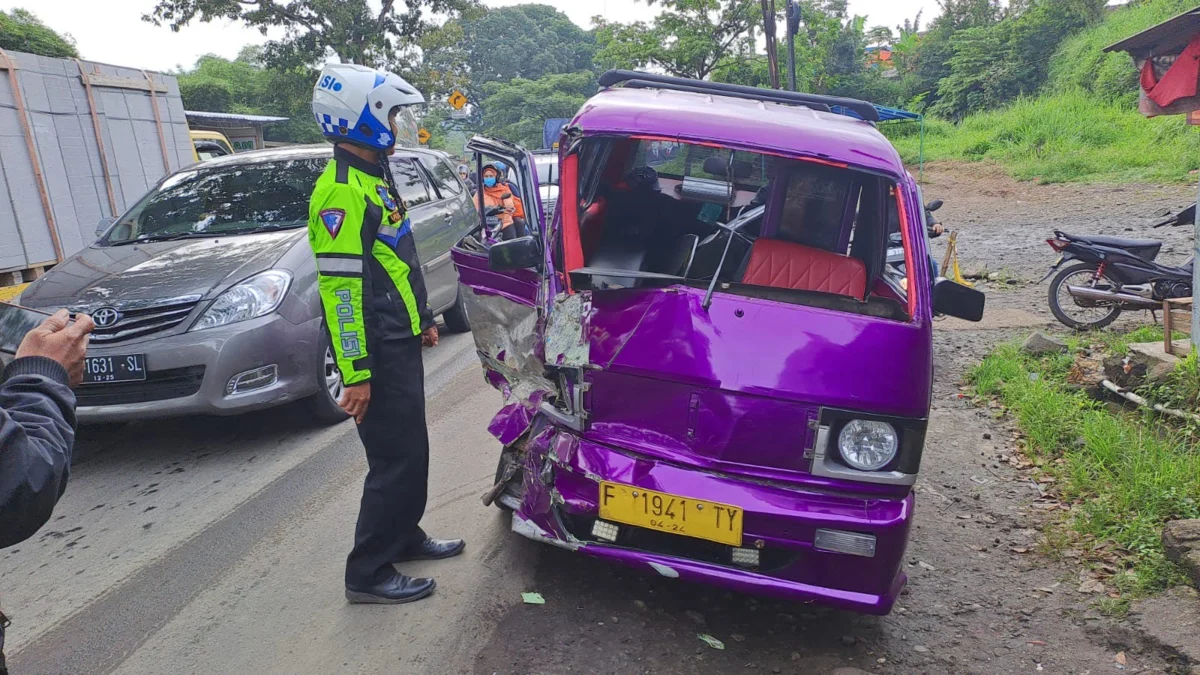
[{"xmin": 1043, "ymin": 205, "xmax": 1195, "ymax": 330}]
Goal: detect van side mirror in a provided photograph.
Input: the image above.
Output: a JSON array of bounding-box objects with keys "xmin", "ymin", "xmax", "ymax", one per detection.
[
  {"xmin": 926, "ymin": 199, "xmax": 943, "ymax": 213},
  {"xmin": 96, "ymin": 217, "xmax": 115, "ymax": 237},
  {"xmin": 933, "ymin": 278, "xmax": 985, "ymax": 322},
  {"xmin": 489, "ymin": 235, "xmax": 541, "ymax": 271}
]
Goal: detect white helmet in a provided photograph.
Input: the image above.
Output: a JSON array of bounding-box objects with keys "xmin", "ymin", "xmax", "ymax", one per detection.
[{"xmin": 312, "ymin": 63, "xmax": 426, "ymax": 150}]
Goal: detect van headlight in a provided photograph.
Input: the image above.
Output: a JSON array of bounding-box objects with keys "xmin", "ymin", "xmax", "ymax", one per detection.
[
  {"xmin": 192, "ymin": 270, "xmax": 292, "ymax": 331},
  {"xmin": 837, "ymin": 420, "xmax": 898, "ymax": 471}
]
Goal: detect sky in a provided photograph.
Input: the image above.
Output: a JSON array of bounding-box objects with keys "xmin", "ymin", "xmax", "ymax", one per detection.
[{"xmin": 0, "ymin": 0, "xmax": 939, "ymax": 73}]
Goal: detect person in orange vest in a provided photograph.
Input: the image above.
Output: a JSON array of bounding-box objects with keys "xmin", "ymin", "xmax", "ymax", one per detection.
[{"xmin": 478, "ymin": 163, "xmax": 527, "ymax": 240}]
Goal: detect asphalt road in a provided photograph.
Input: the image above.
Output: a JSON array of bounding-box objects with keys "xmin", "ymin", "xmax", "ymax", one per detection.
[{"xmin": 4, "ymin": 330, "xmax": 541, "ymax": 674}]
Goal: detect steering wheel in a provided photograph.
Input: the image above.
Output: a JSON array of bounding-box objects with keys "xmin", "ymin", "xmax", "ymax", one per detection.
[{"xmin": 625, "ymin": 166, "xmax": 660, "ymax": 190}]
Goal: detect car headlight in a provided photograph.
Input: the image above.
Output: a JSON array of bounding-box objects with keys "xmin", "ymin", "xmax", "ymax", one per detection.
[
  {"xmin": 837, "ymin": 419, "xmax": 899, "ymax": 471},
  {"xmin": 192, "ymin": 270, "xmax": 292, "ymax": 331}
]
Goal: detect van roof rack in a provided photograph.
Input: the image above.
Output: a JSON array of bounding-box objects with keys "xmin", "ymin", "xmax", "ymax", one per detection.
[{"xmin": 597, "ymin": 70, "xmax": 880, "ymax": 123}]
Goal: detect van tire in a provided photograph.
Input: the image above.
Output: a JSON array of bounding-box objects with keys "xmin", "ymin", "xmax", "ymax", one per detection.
[
  {"xmin": 492, "ymin": 452, "xmax": 523, "ymax": 512},
  {"xmin": 442, "ymin": 289, "xmax": 471, "ymax": 333}
]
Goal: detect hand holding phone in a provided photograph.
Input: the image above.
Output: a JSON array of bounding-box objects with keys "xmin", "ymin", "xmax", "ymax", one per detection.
[{"xmin": 14, "ymin": 309, "xmax": 95, "ymax": 386}]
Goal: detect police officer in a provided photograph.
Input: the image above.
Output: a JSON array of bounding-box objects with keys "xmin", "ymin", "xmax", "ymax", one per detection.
[{"xmin": 309, "ymin": 63, "xmax": 464, "ymax": 604}]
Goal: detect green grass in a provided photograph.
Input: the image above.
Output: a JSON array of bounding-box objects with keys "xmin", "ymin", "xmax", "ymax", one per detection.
[
  {"xmin": 968, "ymin": 335, "xmax": 1200, "ymax": 597},
  {"xmin": 884, "ymin": 0, "xmax": 1200, "ymax": 185},
  {"xmin": 889, "ymin": 91, "xmax": 1200, "ymax": 184},
  {"xmin": 1047, "ymin": 0, "xmax": 1198, "ymax": 104}
]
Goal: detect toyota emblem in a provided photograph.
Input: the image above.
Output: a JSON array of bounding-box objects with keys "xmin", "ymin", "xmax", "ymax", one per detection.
[{"xmin": 92, "ymin": 307, "xmax": 121, "ymax": 328}]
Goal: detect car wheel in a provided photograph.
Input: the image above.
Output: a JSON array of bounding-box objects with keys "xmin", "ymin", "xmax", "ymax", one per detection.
[
  {"xmin": 442, "ymin": 288, "xmax": 471, "ymax": 334},
  {"xmin": 305, "ymin": 339, "xmax": 349, "ymax": 425}
]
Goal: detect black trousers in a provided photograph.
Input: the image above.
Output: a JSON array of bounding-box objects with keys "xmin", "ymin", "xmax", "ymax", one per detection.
[{"xmin": 345, "ymin": 336, "xmax": 429, "ymax": 587}]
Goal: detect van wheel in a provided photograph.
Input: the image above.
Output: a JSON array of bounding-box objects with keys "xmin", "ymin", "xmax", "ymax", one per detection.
[
  {"xmin": 493, "ymin": 452, "xmax": 524, "ymax": 512},
  {"xmin": 305, "ymin": 339, "xmax": 350, "ymax": 425},
  {"xmin": 442, "ymin": 289, "xmax": 471, "ymax": 333}
]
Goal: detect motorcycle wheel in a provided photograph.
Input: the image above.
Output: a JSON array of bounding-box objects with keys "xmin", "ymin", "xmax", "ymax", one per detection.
[{"xmin": 1048, "ymin": 262, "xmax": 1123, "ymax": 331}]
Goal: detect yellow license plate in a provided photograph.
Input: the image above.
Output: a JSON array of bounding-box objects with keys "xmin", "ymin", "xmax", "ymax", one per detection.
[{"xmin": 598, "ymin": 482, "xmax": 744, "ymax": 546}]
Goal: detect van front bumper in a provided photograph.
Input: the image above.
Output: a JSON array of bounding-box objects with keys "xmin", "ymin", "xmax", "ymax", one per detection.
[{"xmin": 510, "ymin": 425, "xmax": 914, "ymax": 615}]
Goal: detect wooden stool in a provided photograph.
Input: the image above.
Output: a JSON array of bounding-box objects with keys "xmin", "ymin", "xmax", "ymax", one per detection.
[{"xmin": 1163, "ymin": 297, "xmax": 1194, "ymax": 356}]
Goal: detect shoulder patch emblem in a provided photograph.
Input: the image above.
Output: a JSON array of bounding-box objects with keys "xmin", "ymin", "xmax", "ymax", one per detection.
[
  {"xmin": 320, "ymin": 208, "xmax": 346, "ymax": 238},
  {"xmin": 376, "ymin": 185, "xmax": 398, "ymax": 211}
]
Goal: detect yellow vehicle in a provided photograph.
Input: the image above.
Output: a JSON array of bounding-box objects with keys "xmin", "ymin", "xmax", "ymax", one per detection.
[{"xmin": 190, "ymin": 130, "xmax": 235, "ymax": 162}]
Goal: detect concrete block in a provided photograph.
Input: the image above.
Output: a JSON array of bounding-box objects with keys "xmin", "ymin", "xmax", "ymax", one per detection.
[{"xmin": 1163, "ymin": 520, "xmax": 1200, "ymax": 590}]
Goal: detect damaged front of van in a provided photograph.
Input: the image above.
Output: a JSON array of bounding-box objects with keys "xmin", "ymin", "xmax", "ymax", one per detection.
[{"xmin": 451, "ymin": 72, "xmax": 984, "ymax": 615}]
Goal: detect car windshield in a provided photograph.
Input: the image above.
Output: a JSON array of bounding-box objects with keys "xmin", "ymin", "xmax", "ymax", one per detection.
[{"xmin": 103, "ymin": 158, "xmax": 326, "ymax": 245}]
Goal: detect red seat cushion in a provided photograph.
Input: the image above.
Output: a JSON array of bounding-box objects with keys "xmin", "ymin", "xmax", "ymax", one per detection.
[
  {"xmin": 741, "ymin": 239, "xmax": 867, "ymax": 298},
  {"xmin": 579, "ymin": 198, "xmax": 607, "ymax": 259}
]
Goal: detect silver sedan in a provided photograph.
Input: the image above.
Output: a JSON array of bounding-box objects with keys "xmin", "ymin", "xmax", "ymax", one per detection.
[{"xmin": 18, "ymin": 145, "xmax": 477, "ymax": 424}]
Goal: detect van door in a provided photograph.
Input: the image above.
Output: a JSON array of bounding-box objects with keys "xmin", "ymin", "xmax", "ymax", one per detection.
[{"xmin": 451, "ymin": 136, "xmax": 551, "ymax": 441}]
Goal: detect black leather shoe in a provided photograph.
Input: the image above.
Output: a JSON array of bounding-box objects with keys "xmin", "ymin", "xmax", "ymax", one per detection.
[
  {"xmin": 345, "ymin": 573, "xmax": 436, "ymax": 604},
  {"xmin": 395, "ymin": 536, "xmax": 466, "ymax": 562}
]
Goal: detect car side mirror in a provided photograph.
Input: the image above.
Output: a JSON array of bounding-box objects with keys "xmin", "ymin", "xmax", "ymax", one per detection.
[
  {"xmin": 926, "ymin": 199, "xmax": 943, "ymax": 213},
  {"xmin": 489, "ymin": 235, "xmax": 541, "ymax": 271},
  {"xmin": 933, "ymin": 278, "xmax": 985, "ymax": 322},
  {"xmin": 95, "ymin": 217, "xmax": 115, "ymax": 237}
]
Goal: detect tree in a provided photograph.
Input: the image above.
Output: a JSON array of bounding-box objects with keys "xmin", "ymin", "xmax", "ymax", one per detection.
[
  {"xmin": 594, "ymin": 0, "xmax": 760, "ymax": 81},
  {"xmin": 479, "ymin": 71, "xmax": 595, "ymax": 148},
  {"xmin": 144, "ymin": 0, "xmax": 475, "ymax": 70},
  {"xmin": 420, "ymin": 4, "xmax": 595, "ymax": 104},
  {"xmin": 931, "ymin": 0, "xmax": 1107, "ymax": 118},
  {"xmin": 866, "ymin": 25, "xmax": 894, "ymax": 47},
  {"xmin": 0, "ymin": 9, "xmax": 78, "ymax": 58},
  {"xmin": 891, "ymin": 0, "xmax": 1002, "ymax": 109},
  {"xmin": 176, "ymin": 50, "xmax": 323, "ymax": 143}
]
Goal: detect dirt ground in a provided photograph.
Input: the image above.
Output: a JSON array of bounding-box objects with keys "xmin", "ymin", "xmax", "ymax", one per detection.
[{"xmin": 472, "ymin": 163, "xmax": 1199, "ymax": 675}]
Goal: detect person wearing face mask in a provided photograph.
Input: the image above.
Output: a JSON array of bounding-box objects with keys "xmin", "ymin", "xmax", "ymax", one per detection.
[
  {"xmin": 309, "ymin": 62, "xmax": 464, "ymax": 605},
  {"xmin": 478, "ymin": 163, "xmax": 527, "ymax": 240}
]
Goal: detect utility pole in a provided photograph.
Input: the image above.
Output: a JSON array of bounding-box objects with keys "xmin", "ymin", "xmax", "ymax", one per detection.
[
  {"xmin": 1194, "ymin": 173, "xmax": 1199, "ymax": 351},
  {"xmin": 761, "ymin": 0, "xmax": 780, "ymax": 89},
  {"xmin": 786, "ymin": 0, "xmax": 801, "ymax": 92}
]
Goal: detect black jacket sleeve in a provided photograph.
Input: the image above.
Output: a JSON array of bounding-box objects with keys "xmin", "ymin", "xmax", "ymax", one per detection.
[{"xmin": 0, "ymin": 356, "xmax": 77, "ymax": 549}]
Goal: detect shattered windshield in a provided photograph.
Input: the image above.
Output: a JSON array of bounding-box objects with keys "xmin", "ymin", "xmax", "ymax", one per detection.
[{"xmin": 103, "ymin": 158, "xmax": 326, "ymax": 245}]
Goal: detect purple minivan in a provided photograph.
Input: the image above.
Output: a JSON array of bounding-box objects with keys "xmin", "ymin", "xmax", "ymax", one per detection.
[{"xmin": 452, "ymin": 71, "xmax": 984, "ymax": 615}]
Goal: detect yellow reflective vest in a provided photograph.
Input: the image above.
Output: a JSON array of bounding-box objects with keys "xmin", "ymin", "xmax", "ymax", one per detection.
[{"xmin": 307, "ymin": 146, "xmax": 433, "ymax": 385}]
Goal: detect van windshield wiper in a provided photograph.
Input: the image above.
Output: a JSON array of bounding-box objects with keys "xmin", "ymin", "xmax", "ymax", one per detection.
[{"xmin": 703, "ymin": 205, "xmax": 765, "ymax": 311}]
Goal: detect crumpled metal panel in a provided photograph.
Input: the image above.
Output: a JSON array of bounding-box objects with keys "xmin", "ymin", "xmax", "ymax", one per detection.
[
  {"xmin": 545, "ymin": 292, "xmax": 591, "ymax": 367},
  {"xmin": 459, "ymin": 284, "xmax": 556, "ymax": 446},
  {"xmin": 460, "ymin": 284, "xmax": 554, "ymax": 402}
]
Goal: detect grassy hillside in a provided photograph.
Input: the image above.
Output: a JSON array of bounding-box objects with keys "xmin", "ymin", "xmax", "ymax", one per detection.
[
  {"xmin": 891, "ymin": 0, "xmax": 1200, "ymax": 184},
  {"xmin": 1048, "ymin": 0, "xmax": 1198, "ymax": 104},
  {"xmin": 890, "ymin": 91, "xmax": 1200, "ymax": 183}
]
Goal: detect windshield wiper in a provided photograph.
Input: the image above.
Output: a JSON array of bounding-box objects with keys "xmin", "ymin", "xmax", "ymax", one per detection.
[
  {"xmin": 110, "ymin": 231, "xmax": 220, "ymax": 246},
  {"xmin": 228, "ymin": 223, "xmax": 305, "ymax": 234},
  {"xmin": 703, "ymin": 205, "xmax": 765, "ymax": 311}
]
